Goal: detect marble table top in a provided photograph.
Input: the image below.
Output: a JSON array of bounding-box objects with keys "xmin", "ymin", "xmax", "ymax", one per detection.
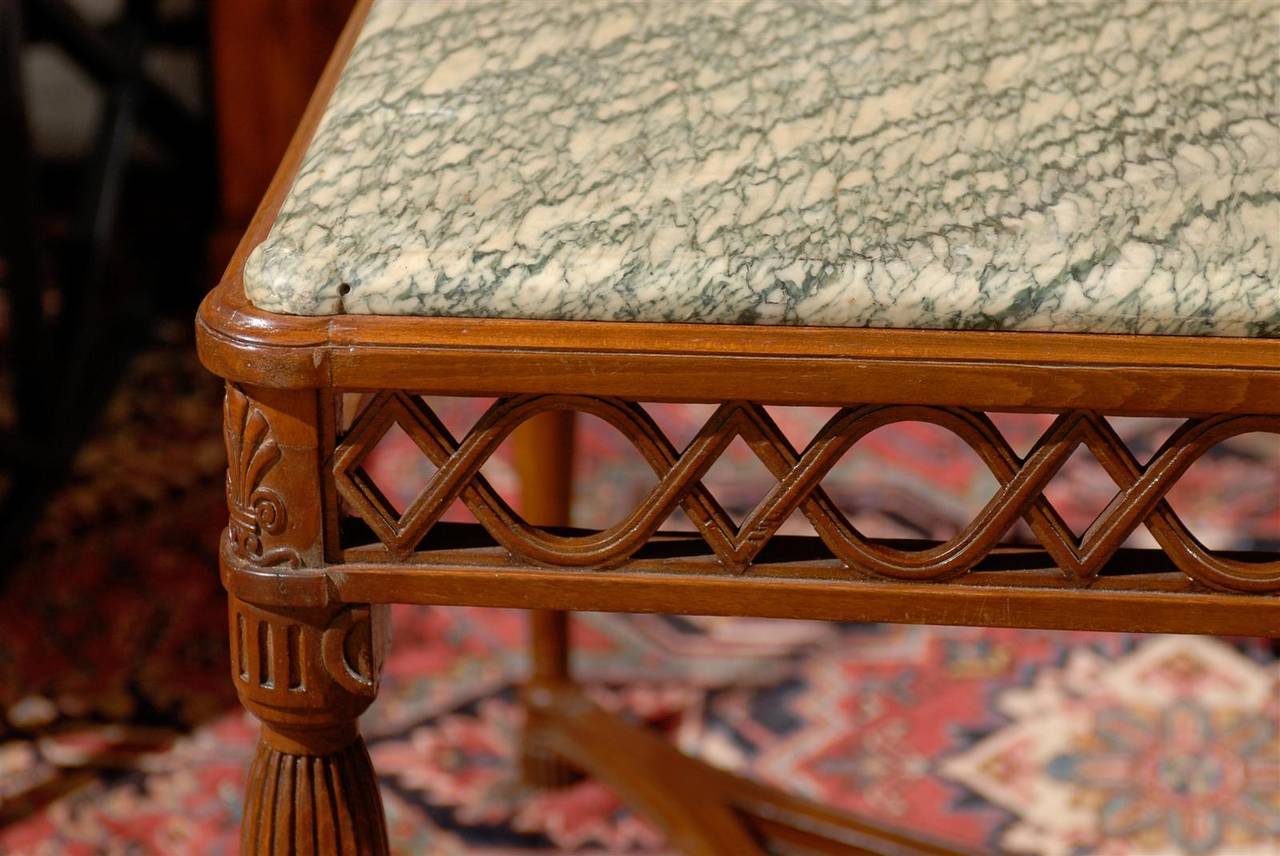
[{"xmin": 244, "ymin": 0, "xmax": 1280, "ymax": 337}]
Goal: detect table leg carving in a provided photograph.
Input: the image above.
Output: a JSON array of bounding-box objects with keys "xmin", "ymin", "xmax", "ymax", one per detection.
[
  {"xmin": 222, "ymin": 382, "xmax": 391, "ymax": 851},
  {"xmin": 230, "ymin": 598, "xmax": 390, "ymax": 855}
]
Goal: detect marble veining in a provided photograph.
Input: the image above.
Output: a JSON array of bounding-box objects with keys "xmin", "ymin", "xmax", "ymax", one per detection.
[{"xmin": 245, "ymin": 0, "xmax": 1280, "ymax": 337}]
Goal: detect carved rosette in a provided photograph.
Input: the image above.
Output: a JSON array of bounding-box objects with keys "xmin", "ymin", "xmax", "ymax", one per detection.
[{"xmin": 224, "ymin": 384, "xmax": 301, "ymax": 567}]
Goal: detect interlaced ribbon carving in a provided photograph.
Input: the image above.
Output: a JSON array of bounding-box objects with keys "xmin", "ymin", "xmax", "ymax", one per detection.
[{"xmin": 332, "ymin": 393, "xmax": 1280, "ymax": 594}]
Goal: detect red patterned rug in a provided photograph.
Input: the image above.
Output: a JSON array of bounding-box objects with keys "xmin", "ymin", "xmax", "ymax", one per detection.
[{"xmin": 1, "ymin": 348, "xmax": 1277, "ymax": 855}]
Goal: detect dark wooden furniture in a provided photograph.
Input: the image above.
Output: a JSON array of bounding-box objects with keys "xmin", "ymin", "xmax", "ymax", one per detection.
[{"xmin": 197, "ymin": 3, "xmax": 1279, "ymax": 853}]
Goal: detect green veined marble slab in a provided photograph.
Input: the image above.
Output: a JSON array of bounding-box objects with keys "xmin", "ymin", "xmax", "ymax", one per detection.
[{"xmin": 244, "ymin": 0, "xmax": 1280, "ymax": 337}]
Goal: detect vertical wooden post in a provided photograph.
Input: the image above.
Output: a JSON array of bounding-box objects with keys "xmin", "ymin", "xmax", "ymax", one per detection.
[
  {"xmin": 513, "ymin": 409, "xmax": 576, "ymax": 523},
  {"xmin": 529, "ymin": 609, "xmax": 571, "ymax": 684},
  {"xmin": 512, "ymin": 409, "xmax": 579, "ymax": 787},
  {"xmin": 223, "ymin": 384, "xmax": 390, "ymax": 854}
]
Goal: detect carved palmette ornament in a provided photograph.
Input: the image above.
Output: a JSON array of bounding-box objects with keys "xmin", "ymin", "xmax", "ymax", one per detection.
[{"xmin": 224, "ymin": 384, "xmax": 300, "ymax": 567}]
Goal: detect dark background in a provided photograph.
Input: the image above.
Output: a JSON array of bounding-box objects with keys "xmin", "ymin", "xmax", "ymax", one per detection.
[
  {"xmin": 0, "ymin": 0, "xmax": 354, "ymax": 568},
  {"xmin": 0, "ymin": 0, "xmax": 353, "ymax": 828}
]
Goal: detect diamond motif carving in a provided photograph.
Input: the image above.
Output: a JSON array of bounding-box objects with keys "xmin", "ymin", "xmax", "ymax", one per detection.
[{"xmin": 332, "ymin": 393, "xmax": 1280, "ymax": 594}]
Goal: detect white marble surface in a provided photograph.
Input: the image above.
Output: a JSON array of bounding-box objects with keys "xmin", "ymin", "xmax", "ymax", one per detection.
[{"xmin": 245, "ymin": 0, "xmax": 1280, "ymax": 337}]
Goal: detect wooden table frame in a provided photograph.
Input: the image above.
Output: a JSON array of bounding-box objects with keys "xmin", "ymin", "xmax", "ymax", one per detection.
[{"xmin": 197, "ymin": 3, "xmax": 1280, "ymax": 853}]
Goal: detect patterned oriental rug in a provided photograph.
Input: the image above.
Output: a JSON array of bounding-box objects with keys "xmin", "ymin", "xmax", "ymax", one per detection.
[{"xmin": 1, "ymin": 347, "xmax": 1277, "ymax": 855}]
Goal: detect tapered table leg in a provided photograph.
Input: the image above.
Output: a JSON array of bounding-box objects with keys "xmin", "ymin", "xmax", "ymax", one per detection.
[{"xmin": 231, "ymin": 597, "xmax": 391, "ymax": 855}]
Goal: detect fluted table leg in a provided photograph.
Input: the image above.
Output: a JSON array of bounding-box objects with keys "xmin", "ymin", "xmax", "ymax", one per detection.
[{"xmin": 230, "ymin": 596, "xmax": 390, "ymax": 855}]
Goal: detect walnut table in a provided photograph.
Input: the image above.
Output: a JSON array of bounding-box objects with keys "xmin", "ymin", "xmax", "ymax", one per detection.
[{"xmin": 197, "ymin": 1, "xmax": 1280, "ymax": 853}]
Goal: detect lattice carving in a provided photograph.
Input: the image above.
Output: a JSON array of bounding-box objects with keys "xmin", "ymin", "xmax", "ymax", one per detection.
[{"xmin": 332, "ymin": 393, "xmax": 1280, "ymax": 594}]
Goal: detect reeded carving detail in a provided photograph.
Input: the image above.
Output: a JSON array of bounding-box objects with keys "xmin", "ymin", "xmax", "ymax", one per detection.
[
  {"xmin": 229, "ymin": 596, "xmax": 390, "ymax": 855},
  {"xmin": 334, "ymin": 392, "xmax": 1280, "ymax": 594},
  {"xmin": 231, "ymin": 600, "xmax": 308, "ymax": 698},
  {"xmin": 241, "ymin": 737, "xmax": 388, "ymax": 856},
  {"xmin": 230, "ymin": 600, "xmax": 385, "ymax": 703},
  {"xmin": 224, "ymin": 384, "xmax": 300, "ymax": 568}
]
